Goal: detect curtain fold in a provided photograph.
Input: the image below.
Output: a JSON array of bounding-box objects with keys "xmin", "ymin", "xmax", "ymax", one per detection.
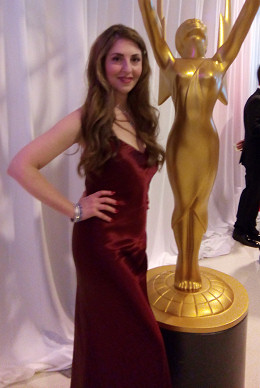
[{"xmin": 1, "ymin": 0, "xmax": 259, "ymax": 386}]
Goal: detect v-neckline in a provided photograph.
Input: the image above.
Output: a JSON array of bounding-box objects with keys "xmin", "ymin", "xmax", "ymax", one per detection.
[{"xmin": 117, "ymin": 137, "xmax": 146, "ymax": 155}]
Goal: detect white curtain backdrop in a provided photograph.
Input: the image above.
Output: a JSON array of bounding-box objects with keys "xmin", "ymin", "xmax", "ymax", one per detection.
[{"xmin": 0, "ymin": 0, "xmax": 259, "ymax": 386}]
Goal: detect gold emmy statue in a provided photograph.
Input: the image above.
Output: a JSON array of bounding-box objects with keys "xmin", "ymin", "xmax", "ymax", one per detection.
[
  {"xmin": 139, "ymin": 0, "xmax": 259, "ymax": 293},
  {"xmin": 139, "ymin": 1, "xmax": 259, "ymax": 385}
]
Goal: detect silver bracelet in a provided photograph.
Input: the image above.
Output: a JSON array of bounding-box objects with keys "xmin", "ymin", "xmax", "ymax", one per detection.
[{"xmin": 71, "ymin": 202, "xmax": 82, "ymax": 223}]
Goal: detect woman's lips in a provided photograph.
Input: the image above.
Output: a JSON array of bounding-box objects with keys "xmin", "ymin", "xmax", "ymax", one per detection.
[{"xmin": 118, "ymin": 77, "xmax": 133, "ymax": 84}]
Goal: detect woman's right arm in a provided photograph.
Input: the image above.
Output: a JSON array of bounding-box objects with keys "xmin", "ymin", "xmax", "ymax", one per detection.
[
  {"xmin": 7, "ymin": 108, "xmax": 117, "ymax": 222},
  {"xmin": 138, "ymin": 0, "xmax": 174, "ymax": 69},
  {"xmin": 8, "ymin": 109, "xmax": 82, "ymax": 219}
]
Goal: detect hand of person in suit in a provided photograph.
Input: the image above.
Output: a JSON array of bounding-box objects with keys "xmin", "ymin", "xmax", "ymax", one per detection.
[{"xmin": 236, "ymin": 139, "xmax": 244, "ymax": 151}]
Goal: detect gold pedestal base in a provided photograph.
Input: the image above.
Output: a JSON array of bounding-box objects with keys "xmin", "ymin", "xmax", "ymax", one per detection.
[
  {"xmin": 147, "ymin": 265, "xmax": 249, "ymax": 388},
  {"xmin": 147, "ymin": 265, "xmax": 248, "ymax": 333}
]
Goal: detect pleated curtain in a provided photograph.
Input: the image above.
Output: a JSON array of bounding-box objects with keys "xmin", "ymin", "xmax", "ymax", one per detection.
[{"xmin": 0, "ymin": 0, "xmax": 259, "ymax": 386}]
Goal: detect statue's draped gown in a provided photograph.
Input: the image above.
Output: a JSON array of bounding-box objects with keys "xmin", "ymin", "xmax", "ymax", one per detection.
[{"xmin": 166, "ymin": 62, "xmax": 220, "ymax": 276}]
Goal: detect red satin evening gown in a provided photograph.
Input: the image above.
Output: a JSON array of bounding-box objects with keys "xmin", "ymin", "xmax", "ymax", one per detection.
[{"xmin": 71, "ymin": 139, "xmax": 171, "ymax": 388}]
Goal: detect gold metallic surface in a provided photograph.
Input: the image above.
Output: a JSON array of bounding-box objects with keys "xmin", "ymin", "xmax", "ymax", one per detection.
[
  {"xmin": 157, "ymin": 0, "xmax": 170, "ymax": 105},
  {"xmin": 147, "ymin": 265, "xmax": 249, "ymax": 333},
  {"xmin": 139, "ymin": 0, "xmax": 259, "ymax": 291},
  {"xmin": 218, "ymin": 0, "xmax": 231, "ymax": 105},
  {"xmin": 149, "ymin": 268, "xmax": 234, "ymax": 317}
]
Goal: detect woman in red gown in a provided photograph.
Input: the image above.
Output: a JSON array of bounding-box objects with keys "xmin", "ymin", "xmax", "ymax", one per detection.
[{"xmin": 8, "ymin": 25, "xmax": 172, "ymax": 388}]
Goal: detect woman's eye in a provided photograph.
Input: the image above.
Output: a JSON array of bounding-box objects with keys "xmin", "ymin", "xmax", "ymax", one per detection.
[
  {"xmin": 131, "ymin": 57, "xmax": 141, "ymax": 63},
  {"xmin": 111, "ymin": 56, "xmax": 121, "ymax": 62}
]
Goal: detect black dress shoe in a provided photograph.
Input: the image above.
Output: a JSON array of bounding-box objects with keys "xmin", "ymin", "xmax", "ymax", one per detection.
[
  {"xmin": 251, "ymin": 231, "xmax": 260, "ymax": 243},
  {"xmin": 232, "ymin": 229, "xmax": 260, "ymax": 248}
]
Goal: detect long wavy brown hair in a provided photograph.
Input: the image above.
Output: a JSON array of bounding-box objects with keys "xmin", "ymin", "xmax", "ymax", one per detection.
[{"xmin": 78, "ymin": 24, "xmax": 165, "ymax": 177}]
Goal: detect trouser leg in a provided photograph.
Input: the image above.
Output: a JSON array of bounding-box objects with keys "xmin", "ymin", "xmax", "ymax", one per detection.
[{"xmin": 234, "ymin": 170, "xmax": 260, "ymax": 235}]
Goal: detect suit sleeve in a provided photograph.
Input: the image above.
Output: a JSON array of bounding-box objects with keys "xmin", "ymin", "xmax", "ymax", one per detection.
[{"xmin": 246, "ymin": 96, "xmax": 260, "ymax": 138}]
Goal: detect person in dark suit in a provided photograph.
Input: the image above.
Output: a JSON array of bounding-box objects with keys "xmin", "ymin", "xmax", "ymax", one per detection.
[{"xmin": 233, "ymin": 65, "xmax": 260, "ymax": 248}]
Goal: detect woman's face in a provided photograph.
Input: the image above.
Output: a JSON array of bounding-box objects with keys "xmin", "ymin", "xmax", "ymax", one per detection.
[{"xmin": 105, "ymin": 38, "xmax": 142, "ymax": 103}]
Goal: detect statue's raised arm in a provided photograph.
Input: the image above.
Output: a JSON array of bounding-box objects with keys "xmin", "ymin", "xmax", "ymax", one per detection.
[
  {"xmin": 138, "ymin": 0, "xmax": 174, "ymax": 69},
  {"xmin": 214, "ymin": 0, "xmax": 260, "ymax": 70}
]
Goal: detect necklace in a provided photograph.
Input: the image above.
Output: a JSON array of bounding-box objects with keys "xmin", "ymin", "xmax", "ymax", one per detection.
[
  {"xmin": 114, "ymin": 120, "xmax": 137, "ymax": 137},
  {"xmin": 114, "ymin": 106, "xmax": 146, "ymax": 152},
  {"xmin": 116, "ymin": 105, "xmax": 135, "ymax": 128}
]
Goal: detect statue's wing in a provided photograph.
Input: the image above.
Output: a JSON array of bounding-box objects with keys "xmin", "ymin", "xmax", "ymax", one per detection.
[
  {"xmin": 158, "ymin": 71, "xmax": 172, "ymax": 105},
  {"xmin": 217, "ymin": 0, "xmax": 231, "ymax": 105}
]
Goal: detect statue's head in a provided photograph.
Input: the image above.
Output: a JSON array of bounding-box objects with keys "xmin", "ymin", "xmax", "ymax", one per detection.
[{"xmin": 175, "ymin": 19, "xmax": 208, "ymax": 58}]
